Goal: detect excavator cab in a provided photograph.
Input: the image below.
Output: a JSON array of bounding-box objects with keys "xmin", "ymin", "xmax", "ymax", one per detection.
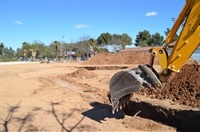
[{"xmin": 108, "ymin": 0, "xmax": 200, "ymax": 113}]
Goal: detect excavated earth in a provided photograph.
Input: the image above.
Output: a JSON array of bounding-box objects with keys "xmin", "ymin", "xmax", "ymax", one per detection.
[
  {"xmin": 83, "ymin": 51, "xmax": 200, "ymax": 131},
  {"xmin": 85, "ymin": 52, "xmax": 200, "ymax": 108},
  {"xmin": 1, "ymin": 51, "xmax": 200, "ymax": 131},
  {"xmin": 140, "ymin": 59, "xmax": 200, "ymax": 108},
  {"xmin": 83, "ymin": 51, "xmax": 159, "ymax": 65}
]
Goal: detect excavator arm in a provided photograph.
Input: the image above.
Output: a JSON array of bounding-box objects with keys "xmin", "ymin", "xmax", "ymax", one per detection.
[
  {"xmin": 154, "ymin": 0, "xmax": 200, "ymax": 73},
  {"xmin": 109, "ymin": 0, "xmax": 200, "ymax": 114}
]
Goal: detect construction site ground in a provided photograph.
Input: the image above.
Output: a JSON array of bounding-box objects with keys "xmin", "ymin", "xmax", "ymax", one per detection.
[{"xmin": 1, "ymin": 51, "xmax": 200, "ymax": 131}]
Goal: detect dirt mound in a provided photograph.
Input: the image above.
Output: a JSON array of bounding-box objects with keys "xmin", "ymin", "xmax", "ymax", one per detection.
[
  {"xmin": 140, "ymin": 60, "xmax": 200, "ymax": 108},
  {"xmin": 83, "ymin": 52, "xmax": 158, "ymax": 65},
  {"xmin": 84, "ymin": 51, "xmax": 199, "ymax": 108},
  {"xmin": 60, "ymin": 68, "xmax": 97, "ymax": 79}
]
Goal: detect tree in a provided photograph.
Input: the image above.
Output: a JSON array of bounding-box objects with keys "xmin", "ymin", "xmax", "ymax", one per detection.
[
  {"xmin": 21, "ymin": 42, "xmax": 31, "ymax": 60},
  {"xmin": 135, "ymin": 30, "xmax": 151, "ymax": 47},
  {"xmin": 0, "ymin": 42, "xmax": 5, "ymax": 55},
  {"xmin": 164, "ymin": 28, "xmax": 171, "ymax": 36},
  {"xmin": 97, "ymin": 32, "xmax": 112, "ymax": 46},
  {"xmin": 3, "ymin": 47, "xmax": 15, "ymax": 58},
  {"xmin": 0, "ymin": 46, "xmax": 15, "ymax": 62},
  {"xmin": 42, "ymin": 45, "xmax": 52, "ymax": 59},
  {"xmin": 79, "ymin": 35, "xmax": 91, "ymax": 59},
  {"xmin": 135, "ymin": 30, "xmax": 164, "ymax": 47},
  {"xmin": 108, "ymin": 34, "xmax": 122, "ymax": 52},
  {"xmin": 120, "ymin": 33, "xmax": 132, "ymax": 49},
  {"xmin": 53, "ymin": 41, "xmax": 61, "ymax": 60},
  {"xmin": 30, "ymin": 44, "xmax": 37, "ymax": 61},
  {"xmin": 111, "ymin": 34, "xmax": 121, "ymax": 45},
  {"xmin": 15, "ymin": 48, "xmax": 23, "ymax": 59},
  {"xmin": 32, "ymin": 40, "xmax": 48, "ymax": 59},
  {"xmin": 88, "ymin": 38, "xmax": 100, "ymax": 53},
  {"xmin": 148, "ymin": 32, "xmax": 164, "ymax": 46}
]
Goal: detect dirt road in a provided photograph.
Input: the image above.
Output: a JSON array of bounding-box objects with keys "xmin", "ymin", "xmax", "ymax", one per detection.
[{"xmin": 0, "ymin": 56, "xmax": 199, "ymax": 131}]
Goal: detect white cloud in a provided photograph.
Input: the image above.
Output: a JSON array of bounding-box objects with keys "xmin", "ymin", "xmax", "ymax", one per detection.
[
  {"xmin": 14, "ymin": 20, "xmax": 24, "ymax": 25},
  {"xmin": 145, "ymin": 11, "xmax": 158, "ymax": 16},
  {"xmin": 75, "ymin": 24, "xmax": 90, "ymax": 29}
]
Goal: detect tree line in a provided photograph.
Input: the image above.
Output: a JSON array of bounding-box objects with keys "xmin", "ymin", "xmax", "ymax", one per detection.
[{"xmin": 0, "ymin": 28, "xmax": 178, "ymax": 62}]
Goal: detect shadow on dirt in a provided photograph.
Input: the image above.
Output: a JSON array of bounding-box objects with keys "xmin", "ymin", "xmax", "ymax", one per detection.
[
  {"xmin": 82, "ymin": 102, "xmax": 124, "ymax": 123},
  {"xmin": 123, "ymin": 101, "xmax": 200, "ymax": 132},
  {"xmin": 0, "ymin": 101, "xmax": 41, "ymax": 132},
  {"xmin": 44, "ymin": 101, "xmax": 86, "ymax": 132},
  {"xmin": 0, "ymin": 102, "xmax": 20, "ymax": 132},
  {"xmin": 0, "ymin": 101, "xmax": 92, "ymax": 132}
]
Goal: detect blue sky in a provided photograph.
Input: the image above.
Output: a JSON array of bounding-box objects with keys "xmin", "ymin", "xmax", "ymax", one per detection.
[{"xmin": 0, "ymin": 0, "xmax": 185, "ymax": 50}]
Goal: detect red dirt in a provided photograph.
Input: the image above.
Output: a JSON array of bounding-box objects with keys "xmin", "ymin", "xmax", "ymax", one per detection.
[
  {"xmin": 140, "ymin": 59, "xmax": 200, "ymax": 108},
  {"xmin": 57, "ymin": 68, "xmax": 108, "ymax": 103},
  {"xmin": 83, "ymin": 52, "xmax": 159, "ymax": 65},
  {"xmin": 85, "ymin": 52, "xmax": 200, "ymax": 108},
  {"xmin": 83, "ymin": 51, "xmax": 200, "ymax": 131},
  {"xmin": 60, "ymin": 68, "xmax": 97, "ymax": 79}
]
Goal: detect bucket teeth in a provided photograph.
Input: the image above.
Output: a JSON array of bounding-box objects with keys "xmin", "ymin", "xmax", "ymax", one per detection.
[
  {"xmin": 127, "ymin": 101, "xmax": 129, "ymax": 106},
  {"xmin": 112, "ymin": 109, "xmax": 115, "ymax": 114},
  {"xmin": 111, "ymin": 94, "xmax": 133, "ymax": 114},
  {"xmin": 111, "ymin": 100, "xmax": 119, "ymax": 114},
  {"xmin": 119, "ymin": 104, "xmax": 122, "ymax": 110},
  {"xmin": 123, "ymin": 101, "xmax": 126, "ymax": 108},
  {"xmin": 116, "ymin": 107, "xmax": 119, "ymax": 112}
]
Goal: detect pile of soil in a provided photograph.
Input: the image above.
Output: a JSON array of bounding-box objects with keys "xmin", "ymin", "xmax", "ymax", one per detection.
[
  {"xmin": 83, "ymin": 52, "xmax": 158, "ymax": 65},
  {"xmin": 59, "ymin": 68, "xmax": 97, "ymax": 79},
  {"xmin": 140, "ymin": 60, "xmax": 200, "ymax": 108},
  {"xmin": 84, "ymin": 51, "xmax": 200, "ymax": 108}
]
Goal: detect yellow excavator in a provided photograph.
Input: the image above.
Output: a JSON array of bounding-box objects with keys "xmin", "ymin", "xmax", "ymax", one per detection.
[{"xmin": 109, "ymin": 0, "xmax": 200, "ymax": 114}]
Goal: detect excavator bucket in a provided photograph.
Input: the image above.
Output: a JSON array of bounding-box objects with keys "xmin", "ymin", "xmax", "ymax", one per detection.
[{"xmin": 109, "ymin": 65, "xmax": 162, "ymax": 114}]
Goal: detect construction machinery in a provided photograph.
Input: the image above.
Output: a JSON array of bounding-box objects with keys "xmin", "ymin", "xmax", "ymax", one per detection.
[{"xmin": 109, "ymin": 0, "xmax": 200, "ymax": 114}]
